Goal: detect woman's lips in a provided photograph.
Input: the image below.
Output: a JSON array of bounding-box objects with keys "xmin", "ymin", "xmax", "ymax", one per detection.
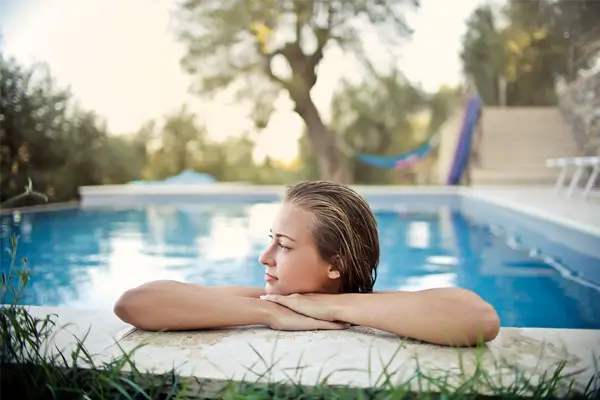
[{"xmin": 265, "ymin": 273, "xmax": 278, "ymax": 282}]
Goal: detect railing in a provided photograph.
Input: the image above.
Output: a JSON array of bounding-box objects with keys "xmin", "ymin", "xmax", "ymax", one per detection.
[{"xmin": 558, "ymin": 69, "xmax": 600, "ymax": 157}]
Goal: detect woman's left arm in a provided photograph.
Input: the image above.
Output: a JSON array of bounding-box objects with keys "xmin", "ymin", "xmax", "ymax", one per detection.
[{"xmin": 262, "ymin": 288, "xmax": 500, "ymax": 347}]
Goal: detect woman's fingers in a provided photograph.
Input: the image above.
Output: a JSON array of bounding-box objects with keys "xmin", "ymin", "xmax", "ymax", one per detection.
[
  {"xmin": 265, "ymin": 296, "xmax": 348, "ymax": 331},
  {"xmin": 260, "ymin": 294, "xmax": 283, "ymax": 304},
  {"xmin": 261, "ymin": 294, "xmax": 296, "ymax": 306},
  {"xmin": 261, "ymin": 294, "xmax": 300, "ymax": 312}
]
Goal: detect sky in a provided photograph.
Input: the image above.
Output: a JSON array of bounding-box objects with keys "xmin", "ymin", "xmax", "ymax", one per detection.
[{"xmin": 0, "ymin": 0, "xmax": 490, "ymax": 163}]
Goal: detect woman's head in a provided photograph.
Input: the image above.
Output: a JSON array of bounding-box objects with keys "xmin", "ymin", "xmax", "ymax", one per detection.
[{"xmin": 259, "ymin": 180, "xmax": 379, "ymax": 295}]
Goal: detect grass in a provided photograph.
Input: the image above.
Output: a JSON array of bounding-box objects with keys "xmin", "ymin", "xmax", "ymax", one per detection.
[{"xmin": 1, "ymin": 234, "xmax": 599, "ymax": 399}]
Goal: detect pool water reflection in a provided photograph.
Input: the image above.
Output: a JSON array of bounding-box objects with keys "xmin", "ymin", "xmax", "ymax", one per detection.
[{"xmin": 1, "ymin": 203, "xmax": 599, "ymax": 329}]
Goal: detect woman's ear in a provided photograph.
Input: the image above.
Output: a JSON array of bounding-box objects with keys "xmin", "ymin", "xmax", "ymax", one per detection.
[
  {"xmin": 327, "ymin": 266, "xmax": 341, "ymax": 280},
  {"xmin": 327, "ymin": 255, "xmax": 342, "ymax": 280}
]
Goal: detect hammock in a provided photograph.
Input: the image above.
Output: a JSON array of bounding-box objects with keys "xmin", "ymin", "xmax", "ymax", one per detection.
[
  {"xmin": 352, "ymin": 95, "xmax": 482, "ymax": 172},
  {"xmin": 354, "ymin": 134, "xmax": 438, "ymax": 169}
]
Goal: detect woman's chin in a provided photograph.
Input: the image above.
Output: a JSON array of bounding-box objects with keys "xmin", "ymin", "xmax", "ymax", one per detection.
[{"xmin": 264, "ymin": 283, "xmax": 288, "ymax": 295}]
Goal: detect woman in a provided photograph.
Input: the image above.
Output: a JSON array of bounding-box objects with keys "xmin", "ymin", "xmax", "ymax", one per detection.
[{"xmin": 114, "ymin": 181, "xmax": 500, "ymax": 346}]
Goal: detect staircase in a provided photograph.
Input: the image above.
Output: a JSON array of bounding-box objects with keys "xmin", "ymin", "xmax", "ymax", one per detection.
[{"xmin": 470, "ymin": 107, "xmax": 582, "ymax": 185}]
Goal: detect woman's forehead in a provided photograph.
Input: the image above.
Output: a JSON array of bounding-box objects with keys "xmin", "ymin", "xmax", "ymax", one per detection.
[{"xmin": 272, "ymin": 203, "xmax": 313, "ymax": 240}]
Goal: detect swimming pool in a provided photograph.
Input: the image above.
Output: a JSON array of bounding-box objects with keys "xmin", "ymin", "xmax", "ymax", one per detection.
[{"xmin": 1, "ymin": 198, "xmax": 599, "ymax": 329}]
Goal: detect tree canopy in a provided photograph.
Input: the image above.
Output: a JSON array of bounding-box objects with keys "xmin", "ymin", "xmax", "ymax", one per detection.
[
  {"xmin": 1, "ymin": 58, "xmax": 119, "ymax": 203},
  {"xmin": 461, "ymin": 0, "xmax": 600, "ymax": 106},
  {"xmin": 173, "ymin": 0, "xmax": 419, "ymax": 182}
]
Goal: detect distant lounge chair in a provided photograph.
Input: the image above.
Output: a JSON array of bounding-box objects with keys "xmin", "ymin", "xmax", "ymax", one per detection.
[{"xmin": 546, "ymin": 156, "xmax": 600, "ymax": 200}]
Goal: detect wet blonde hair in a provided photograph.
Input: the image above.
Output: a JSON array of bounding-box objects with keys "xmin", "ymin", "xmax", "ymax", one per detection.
[{"xmin": 284, "ymin": 180, "xmax": 379, "ymax": 293}]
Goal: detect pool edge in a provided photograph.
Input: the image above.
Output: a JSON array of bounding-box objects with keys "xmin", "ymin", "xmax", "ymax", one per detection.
[{"xmin": 17, "ymin": 305, "xmax": 600, "ymax": 397}]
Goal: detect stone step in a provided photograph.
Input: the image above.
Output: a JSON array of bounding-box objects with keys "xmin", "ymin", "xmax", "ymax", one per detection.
[
  {"xmin": 480, "ymin": 134, "xmax": 577, "ymax": 142},
  {"xmin": 480, "ymin": 147, "xmax": 580, "ymax": 157},
  {"xmin": 442, "ymin": 106, "xmax": 582, "ymax": 186},
  {"xmin": 481, "ymin": 137, "xmax": 576, "ymax": 147},
  {"xmin": 480, "ymin": 153, "xmax": 582, "ymax": 167},
  {"xmin": 483, "ymin": 107, "xmax": 571, "ymax": 121},
  {"xmin": 482, "ymin": 109, "xmax": 573, "ymax": 138},
  {"xmin": 481, "ymin": 150, "xmax": 578, "ymax": 159},
  {"xmin": 470, "ymin": 168, "xmax": 560, "ymax": 185},
  {"xmin": 476, "ymin": 107, "xmax": 581, "ymax": 177},
  {"xmin": 474, "ymin": 164, "xmax": 563, "ymax": 172},
  {"xmin": 480, "ymin": 128, "xmax": 574, "ymax": 139}
]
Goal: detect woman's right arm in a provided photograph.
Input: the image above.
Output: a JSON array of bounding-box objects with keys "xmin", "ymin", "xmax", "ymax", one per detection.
[
  {"xmin": 113, "ymin": 280, "xmax": 272, "ymax": 331},
  {"xmin": 113, "ymin": 280, "xmax": 349, "ymax": 332}
]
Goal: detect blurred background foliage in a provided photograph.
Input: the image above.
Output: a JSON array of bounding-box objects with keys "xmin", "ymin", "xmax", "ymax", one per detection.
[{"xmin": 1, "ymin": 0, "xmax": 598, "ymax": 205}]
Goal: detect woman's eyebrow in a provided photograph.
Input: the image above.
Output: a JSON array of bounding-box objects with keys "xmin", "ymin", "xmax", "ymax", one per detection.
[{"xmin": 270, "ymin": 229, "xmax": 296, "ymax": 242}]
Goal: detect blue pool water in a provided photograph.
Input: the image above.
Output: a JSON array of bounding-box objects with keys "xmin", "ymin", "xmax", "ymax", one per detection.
[{"xmin": 1, "ymin": 202, "xmax": 599, "ymax": 329}]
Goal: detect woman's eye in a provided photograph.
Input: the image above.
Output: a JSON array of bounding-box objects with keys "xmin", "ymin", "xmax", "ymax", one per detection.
[{"xmin": 268, "ymin": 234, "xmax": 290, "ymax": 250}]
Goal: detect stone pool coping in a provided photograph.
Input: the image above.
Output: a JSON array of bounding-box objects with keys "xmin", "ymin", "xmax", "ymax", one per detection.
[{"xmin": 25, "ymin": 305, "xmax": 600, "ymax": 396}]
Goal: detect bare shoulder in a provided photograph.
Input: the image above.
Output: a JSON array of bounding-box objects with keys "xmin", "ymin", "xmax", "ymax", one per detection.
[{"xmin": 196, "ymin": 285, "xmax": 266, "ymax": 298}]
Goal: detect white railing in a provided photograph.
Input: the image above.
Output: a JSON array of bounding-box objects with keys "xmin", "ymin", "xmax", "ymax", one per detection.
[{"xmin": 546, "ymin": 156, "xmax": 600, "ymax": 200}]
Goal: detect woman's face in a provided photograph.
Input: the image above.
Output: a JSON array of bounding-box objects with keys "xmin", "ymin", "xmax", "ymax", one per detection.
[{"xmin": 258, "ymin": 202, "xmax": 340, "ymax": 295}]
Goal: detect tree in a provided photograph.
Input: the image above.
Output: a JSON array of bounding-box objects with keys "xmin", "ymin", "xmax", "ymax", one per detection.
[
  {"xmin": 461, "ymin": 0, "xmax": 600, "ymax": 106},
  {"xmin": 162, "ymin": 105, "xmax": 207, "ymax": 174},
  {"xmin": 460, "ymin": 5, "xmax": 504, "ymax": 105},
  {"xmin": 1, "ymin": 57, "xmax": 150, "ymax": 205},
  {"xmin": 461, "ymin": 1, "xmax": 563, "ymax": 106},
  {"xmin": 173, "ymin": 0, "xmax": 419, "ymax": 183},
  {"xmin": 96, "ymin": 134, "xmax": 147, "ymax": 185},
  {"xmin": 556, "ymin": 0, "xmax": 600, "ymax": 79},
  {"xmin": 1, "ymin": 58, "xmax": 71, "ymax": 202},
  {"xmin": 44, "ymin": 106, "xmax": 109, "ymax": 200},
  {"xmin": 141, "ymin": 106, "xmax": 209, "ymax": 180}
]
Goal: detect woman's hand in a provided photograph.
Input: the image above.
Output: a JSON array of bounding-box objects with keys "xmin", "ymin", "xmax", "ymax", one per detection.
[
  {"xmin": 267, "ymin": 300, "xmax": 348, "ymax": 331},
  {"xmin": 261, "ymin": 293, "xmax": 339, "ymax": 322}
]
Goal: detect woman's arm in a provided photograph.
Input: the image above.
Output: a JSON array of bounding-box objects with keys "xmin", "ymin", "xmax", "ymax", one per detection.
[
  {"xmin": 262, "ymin": 288, "xmax": 500, "ymax": 347},
  {"xmin": 113, "ymin": 280, "xmax": 348, "ymax": 332},
  {"xmin": 334, "ymin": 288, "xmax": 500, "ymax": 346},
  {"xmin": 114, "ymin": 280, "xmax": 268, "ymax": 330}
]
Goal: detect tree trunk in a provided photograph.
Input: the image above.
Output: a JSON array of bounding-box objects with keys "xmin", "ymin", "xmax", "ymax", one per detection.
[{"xmin": 293, "ymin": 93, "xmax": 351, "ymax": 183}]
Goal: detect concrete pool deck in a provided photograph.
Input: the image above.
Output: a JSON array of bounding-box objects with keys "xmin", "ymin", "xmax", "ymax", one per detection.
[
  {"xmin": 461, "ymin": 186, "xmax": 600, "ymax": 237},
  {"xmin": 7, "ymin": 184, "xmax": 600, "ymax": 396}
]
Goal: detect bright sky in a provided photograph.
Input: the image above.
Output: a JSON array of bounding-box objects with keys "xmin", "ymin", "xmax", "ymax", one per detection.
[{"xmin": 0, "ymin": 0, "xmax": 491, "ymax": 162}]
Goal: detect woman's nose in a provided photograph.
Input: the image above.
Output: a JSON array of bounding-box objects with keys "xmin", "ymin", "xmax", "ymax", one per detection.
[{"xmin": 258, "ymin": 246, "xmax": 274, "ymax": 267}]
